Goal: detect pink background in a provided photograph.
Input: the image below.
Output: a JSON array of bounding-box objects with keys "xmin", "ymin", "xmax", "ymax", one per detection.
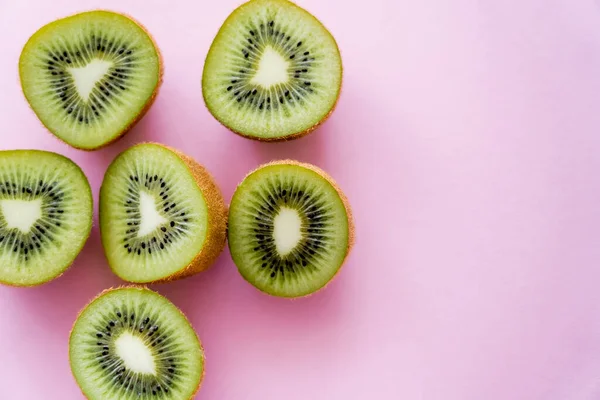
[{"xmin": 1, "ymin": 0, "xmax": 600, "ymax": 399}]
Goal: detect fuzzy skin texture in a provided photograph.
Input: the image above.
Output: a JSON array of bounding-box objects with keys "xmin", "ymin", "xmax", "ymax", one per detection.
[
  {"xmin": 202, "ymin": 0, "xmax": 343, "ymax": 142},
  {"xmin": 229, "ymin": 159, "xmax": 355, "ymax": 298},
  {"xmin": 0, "ymin": 150, "xmax": 93, "ymax": 287},
  {"xmin": 151, "ymin": 144, "xmax": 229, "ymax": 283},
  {"xmin": 68, "ymin": 286, "xmax": 205, "ymax": 400},
  {"xmin": 19, "ymin": 10, "xmax": 164, "ymax": 151}
]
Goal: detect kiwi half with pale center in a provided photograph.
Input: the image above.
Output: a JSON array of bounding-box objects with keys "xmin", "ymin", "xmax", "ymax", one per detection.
[
  {"xmin": 0, "ymin": 150, "xmax": 92, "ymax": 286},
  {"xmin": 202, "ymin": 0, "xmax": 342, "ymax": 141},
  {"xmin": 19, "ymin": 10, "xmax": 162, "ymax": 150},
  {"xmin": 100, "ymin": 143, "xmax": 227, "ymax": 283},
  {"xmin": 69, "ymin": 287, "xmax": 205, "ymax": 400},
  {"xmin": 228, "ymin": 160, "xmax": 354, "ymax": 297}
]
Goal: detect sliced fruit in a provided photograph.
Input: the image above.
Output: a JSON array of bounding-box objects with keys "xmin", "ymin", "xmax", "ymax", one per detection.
[
  {"xmin": 100, "ymin": 143, "xmax": 227, "ymax": 283},
  {"xmin": 0, "ymin": 150, "xmax": 92, "ymax": 286},
  {"xmin": 228, "ymin": 160, "xmax": 354, "ymax": 297},
  {"xmin": 69, "ymin": 287, "xmax": 205, "ymax": 400},
  {"xmin": 202, "ymin": 0, "xmax": 342, "ymax": 141},
  {"xmin": 19, "ymin": 10, "xmax": 162, "ymax": 150}
]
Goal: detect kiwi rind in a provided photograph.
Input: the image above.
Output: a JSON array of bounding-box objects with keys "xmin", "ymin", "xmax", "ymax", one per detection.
[
  {"xmin": 0, "ymin": 150, "xmax": 93, "ymax": 287},
  {"xmin": 19, "ymin": 10, "xmax": 164, "ymax": 151},
  {"xmin": 202, "ymin": 0, "xmax": 343, "ymax": 142},
  {"xmin": 99, "ymin": 143, "xmax": 228, "ymax": 283},
  {"xmin": 69, "ymin": 286, "xmax": 205, "ymax": 400},
  {"xmin": 228, "ymin": 159, "xmax": 354, "ymax": 298}
]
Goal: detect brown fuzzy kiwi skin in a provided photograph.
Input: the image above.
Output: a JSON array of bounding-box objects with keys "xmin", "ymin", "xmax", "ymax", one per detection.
[
  {"xmin": 202, "ymin": 0, "xmax": 343, "ymax": 142},
  {"xmin": 68, "ymin": 286, "xmax": 205, "ymax": 399},
  {"xmin": 18, "ymin": 10, "xmax": 164, "ymax": 151},
  {"xmin": 229, "ymin": 159, "xmax": 355, "ymax": 299},
  {"xmin": 100, "ymin": 142, "xmax": 228, "ymax": 284}
]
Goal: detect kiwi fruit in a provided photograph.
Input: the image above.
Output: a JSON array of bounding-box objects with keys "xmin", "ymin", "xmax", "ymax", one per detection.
[
  {"xmin": 69, "ymin": 287, "xmax": 205, "ymax": 400},
  {"xmin": 202, "ymin": 0, "xmax": 342, "ymax": 141},
  {"xmin": 19, "ymin": 10, "xmax": 162, "ymax": 150},
  {"xmin": 99, "ymin": 143, "xmax": 227, "ymax": 283},
  {"xmin": 228, "ymin": 160, "xmax": 354, "ymax": 297},
  {"xmin": 0, "ymin": 150, "xmax": 92, "ymax": 286}
]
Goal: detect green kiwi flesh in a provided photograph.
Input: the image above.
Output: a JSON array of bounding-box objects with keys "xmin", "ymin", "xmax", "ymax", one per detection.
[
  {"xmin": 69, "ymin": 287, "xmax": 204, "ymax": 400},
  {"xmin": 202, "ymin": 0, "xmax": 342, "ymax": 140},
  {"xmin": 19, "ymin": 10, "xmax": 161, "ymax": 150},
  {"xmin": 0, "ymin": 150, "xmax": 92, "ymax": 286},
  {"xmin": 228, "ymin": 161, "xmax": 352, "ymax": 297},
  {"xmin": 100, "ymin": 143, "xmax": 223, "ymax": 283}
]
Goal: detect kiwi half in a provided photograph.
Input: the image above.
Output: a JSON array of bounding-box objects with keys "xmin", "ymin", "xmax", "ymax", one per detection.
[
  {"xmin": 0, "ymin": 150, "xmax": 92, "ymax": 286},
  {"xmin": 202, "ymin": 0, "xmax": 342, "ymax": 141},
  {"xmin": 69, "ymin": 287, "xmax": 205, "ymax": 400},
  {"xmin": 100, "ymin": 143, "xmax": 227, "ymax": 283},
  {"xmin": 19, "ymin": 10, "xmax": 162, "ymax": 150},
  {"xmin": 228, "ymin": 160, "xmax": 354, "ymax": 297}
]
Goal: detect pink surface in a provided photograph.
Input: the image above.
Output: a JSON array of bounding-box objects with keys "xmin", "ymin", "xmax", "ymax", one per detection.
[{"xmin": 1, "ymin": 0, "xmax": 600, "ymax": 399}]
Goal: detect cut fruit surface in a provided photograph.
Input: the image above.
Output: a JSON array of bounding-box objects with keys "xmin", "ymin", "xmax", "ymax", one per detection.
[
  {"xmin": 69, "ymin": 287, "xmax": 204, "ymax": 400},
  {"xmin": 0, "ymin": 150, "xmax": 92, "ymax": 286},
  {"xmin": 228, "ymin": 160, "xmax": 354, "ymax": 297},
  {"xmin": 100, "ymin": 143, "xmax": 227, "ymax": 283},
  {"xmin": 202, "ymin": 0, "xmax": 342, "ymax": 140},
  {"xmin": 19, "ymin": 10, "xmax": 162, "ymax": 150}
]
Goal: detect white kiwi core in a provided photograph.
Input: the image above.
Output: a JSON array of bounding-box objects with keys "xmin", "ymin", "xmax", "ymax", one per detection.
[
  {"xmin": 114, "ymin": 331, "xmax": 157, "ymax": 375},
  {"xmin": 0, "ymin": 199, "xmax": 43, "ymax": 233},
  {"xmin": 68, "ymin": 59, "xmax": 113, "ymax": 102},
  {"xmin": 273, "ymin": 206, "xmax": 303, "ymax": 256},
  {"xmin": 250, "ymin": 46, "xmax": 290, "ymax": 88}
]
